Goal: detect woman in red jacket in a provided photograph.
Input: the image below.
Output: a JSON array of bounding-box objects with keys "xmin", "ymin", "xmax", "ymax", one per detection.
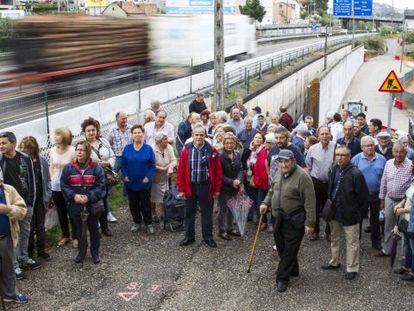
[{"xmin": 242, "ymin": 132, "xmax": 266, "ymax": 225}]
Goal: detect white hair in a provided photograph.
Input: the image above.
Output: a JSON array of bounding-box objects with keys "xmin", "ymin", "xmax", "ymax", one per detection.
[
  {"xmin": 296, "ymin": 123, "xmax": 308, "ymax": 135},
  {"xmin": 360, "ymin": 135, "xmax": 375, "ymax": 146}
]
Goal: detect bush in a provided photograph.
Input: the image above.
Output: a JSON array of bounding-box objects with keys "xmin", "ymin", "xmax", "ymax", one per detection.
[
  {"xmin": 32, "ymin": 3, "xmax": 58, "ymax": 13},
  {"xmin": 405, "ymin": 32, "xmax": 414, "ymax": 45},
  {"xmin": 362, "ymin": 36, "xmax": 387, "ymax": 55},
  {"xmin": 0, "ymin": 18, "xmax": 13, "ymax": 52},
  {"xmin": 380, "ymin": 27, "xmax": 392, "ymax": 37}
]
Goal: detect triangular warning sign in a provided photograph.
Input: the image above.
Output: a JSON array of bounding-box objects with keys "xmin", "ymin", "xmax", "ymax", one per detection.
[{"xmin": 378, "ymin": 70, "xmax": 404, "ymax": 93}]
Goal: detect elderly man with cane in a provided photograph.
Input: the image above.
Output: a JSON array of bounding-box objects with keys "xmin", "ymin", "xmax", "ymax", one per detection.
[
  {"xmin": 0, "ymin": 168, "xmax": 29, "ymax": 304},
  {"xmin": 259, "ymin": 150, "xmax": 315, "ymax": 293}
]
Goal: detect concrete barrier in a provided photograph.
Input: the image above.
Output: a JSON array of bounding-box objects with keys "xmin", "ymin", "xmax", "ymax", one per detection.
[
  {"xmin": 243, "ymin": 45, "xmax": 355, "ymax": 121},
  {"xmin": 319, "ymin": 46, "xmax": 364, "ymax": 121}
]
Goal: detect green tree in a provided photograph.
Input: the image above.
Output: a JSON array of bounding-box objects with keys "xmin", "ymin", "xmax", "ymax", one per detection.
[
  {"xmin": 239, "ymin": 0, "xmax": 266, "ymax": 23},
  {"xmin": 303, "ymin": 0, "xmax": 328, "ymax": 17},
  {"xmin": 0, "ymin": 18, "xmax": 13, "ymax": 52}
]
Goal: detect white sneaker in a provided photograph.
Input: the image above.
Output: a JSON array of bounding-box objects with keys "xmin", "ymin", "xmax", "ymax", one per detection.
[{"xmin": 107, "ymin": 211, "xmax": 118, "ymax": 223}]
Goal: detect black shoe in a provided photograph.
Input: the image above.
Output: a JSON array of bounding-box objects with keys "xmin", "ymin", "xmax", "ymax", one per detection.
[
  {"xmin": 321, "ymin": 264, "xmax": 341, "ymax": 270},
  {"xmin": 290, "ymin": 270, "xmax": 299, "ymax": 277},
  {"xmin": 345, "ymin": 272, "xmax": 358, "ymax": 280},
  {"xmin": 204, "ymin": 239, "xmax": 217, "ymax": 248},
  {"xmin": 364, "ymin": 226, "xmax": 371, "ymax": 233},
  {"xmin": 227, "ymin": 230, "xmax": 241, "ymax": 237},
  {"xmin": 394, "ymin": 267, "xmax": 409, "ymax": 274},
  {"xmin": 219, "ymin": 233, "xmax": 231, "ymax": 241},
  {"xmin": 21, "ymin": 259, "xmax": 41, "ymax": 270},
  {"xmin": 102, "ymin": 227, "xmax": 113, "ymax": 237},
  {"xmin": 73, "ymin": 255, "xmax": 82, "ymax": 264},
  {"xmin": 92, "ymin": 256, "xmax": 101, "ymax": 265},
  {"xmin": 400, "ymin": 274, "xmax": 414, "ymax": 281},
  {"xmin": 276, "ymin": 281, "xmax": 288, "ymax": 292},
  {"xmin": 38, "ymin": 251, "xmax": 51, "ymax": 261},
  {"xmin": 15, "ymin": 269, "xmax": 26, "ymax": 280},
  {"xmin": 179, "ymin": 238, "xmax": 195, "ymax": 246}
]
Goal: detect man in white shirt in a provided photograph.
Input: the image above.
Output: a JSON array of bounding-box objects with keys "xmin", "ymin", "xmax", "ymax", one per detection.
[
  {"xmin": 144, "ymin": 110, "xmax": 175, "ymax": 146},
  {"xmin": 330, "ymin": 113, "xmax": 344, "ymax": 143}
]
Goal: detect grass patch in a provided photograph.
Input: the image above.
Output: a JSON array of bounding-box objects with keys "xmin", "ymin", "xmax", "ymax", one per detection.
[
  {"xmin": 108, "ymin": 182, "xmax": 128, "ymax": 212},
  {"xmin": 45, "ymin": 226, "xmax": 62, "ymax": 249}
]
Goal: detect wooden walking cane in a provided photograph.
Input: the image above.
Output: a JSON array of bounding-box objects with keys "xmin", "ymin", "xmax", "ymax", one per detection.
[{"xmin": 247, "ymin": 213, "xmax": 264, "ymax": 273}]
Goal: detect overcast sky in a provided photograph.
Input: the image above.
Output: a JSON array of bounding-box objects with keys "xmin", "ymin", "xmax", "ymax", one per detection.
[
  {"xmin": 376, "ymin": 0, "xmax": 413, "ymax": 10},
  {"xmin": 329, "ymin": 1, "xmax": 414, "ymax": 10}
]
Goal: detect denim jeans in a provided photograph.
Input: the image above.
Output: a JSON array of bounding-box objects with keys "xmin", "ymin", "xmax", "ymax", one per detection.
[{"xmin": 403, "ymin": 233, "xmax": 414, "ymax": 272}]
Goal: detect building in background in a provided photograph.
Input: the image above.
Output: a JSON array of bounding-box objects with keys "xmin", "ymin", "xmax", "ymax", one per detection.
[
  {"xmin": 165, "ymin": 0, "xmax": 236, "ymax": 14},
  {"xmin": 406, "ymin": 9, "xmax": 414, "ymax": 31},
  {"xmin": 272, "ymin": 0, "xmax": 300, "ymax": 24},
  {"xmin": 102, "ymin": 0, "xmax": 157, "ymax": 17}
]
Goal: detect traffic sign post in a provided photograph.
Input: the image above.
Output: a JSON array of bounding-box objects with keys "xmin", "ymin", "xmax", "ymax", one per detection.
[{"xmin": 378, "ymin": 70, "xmax": 404, "ymax": 132}]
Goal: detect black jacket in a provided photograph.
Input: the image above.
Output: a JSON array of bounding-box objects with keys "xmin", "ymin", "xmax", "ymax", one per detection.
[
  {"xmin": 0, "ymin": 151, "xmax": 35, "ymax": 207},
  {"xmin": 375, "ymin": 142, "xmax": 393, "ymax": 161},
  {"xmin": 328, "ymin": 163, "xmax": 369, "ymax": 226},
  {"xmin": 188, "ymin": 99, "xmax": 207, "ymax": 114},
  {"xmin": 220, "ymin": 150, "xmax": 244, "ymax": 196}
]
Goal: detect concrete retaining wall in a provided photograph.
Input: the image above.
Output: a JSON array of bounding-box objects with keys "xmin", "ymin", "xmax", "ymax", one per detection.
[
  {"xmin": 243, "ymin": 45, "xmax": 356, "ymax": 120},
  {"xmin": 319, "ymin": 46, "xmax": 365, "ymax": 121}
]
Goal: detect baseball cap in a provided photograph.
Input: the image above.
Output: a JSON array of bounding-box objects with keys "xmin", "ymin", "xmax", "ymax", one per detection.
[
  {"xmin": 277, "ymin": 149, "xmax": 295, "ymax": 160},
  {"xmin": 252, "ymin": 106, "xmax": 262, "ymax": 113},
  {"xmin": 265, "ymin": 133, "xmax": 276, "ymax": 144}
]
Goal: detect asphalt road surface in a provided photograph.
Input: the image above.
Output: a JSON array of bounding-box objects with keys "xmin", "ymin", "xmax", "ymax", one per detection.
[{"xmin": 10, "ymin": 205, "xmax": 413, "ymax": 311}]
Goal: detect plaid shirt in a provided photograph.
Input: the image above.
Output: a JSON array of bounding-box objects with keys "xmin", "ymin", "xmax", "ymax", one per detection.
[
  {"xmin": 106, "ymin": 125, "xmax": 132, "ymax": 157},
  {"xmin": 189, "ymin": 143, "xmax": 209, "ymax": 184},
  {"xmin": 379, "ymin": 158, "xmax": 413, "ymax": 200}
]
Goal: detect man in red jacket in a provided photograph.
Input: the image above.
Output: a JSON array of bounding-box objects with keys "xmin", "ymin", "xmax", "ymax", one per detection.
[{"xmin": 177, "ymin": 124, "xmax": 222, "ymax": 248}]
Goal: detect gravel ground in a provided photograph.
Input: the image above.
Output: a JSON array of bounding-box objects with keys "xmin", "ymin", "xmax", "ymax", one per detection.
[{"xmin": 8, "ymin": 204, "xmax": 414, "ymax": 311}]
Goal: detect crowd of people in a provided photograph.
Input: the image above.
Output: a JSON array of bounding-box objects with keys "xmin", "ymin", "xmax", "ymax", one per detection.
[{"xmin": 1, "ymin": 93, "xmax": 414, "ymax": 302}]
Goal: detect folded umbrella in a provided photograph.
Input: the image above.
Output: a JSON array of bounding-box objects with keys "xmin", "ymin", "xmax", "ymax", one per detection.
[
  {"xmin": 78, "ymin": 206, "xmax": 89, "ymax": 267},
  {"xmin": 389, "ymin": 224, "xmax": 402, "ymax": 267},
  {"xmin": 227, "ymin": 191, "xmax": 253, "ymax": 236}
]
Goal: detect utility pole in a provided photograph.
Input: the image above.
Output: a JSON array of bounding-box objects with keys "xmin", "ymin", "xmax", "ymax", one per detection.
[
  {"xmin": 213, "ymin": 0, "xmax": 225, "ymax": 111},
  {"xmin": 400, "ymin": 11, "xmax": 406, "ymax": 73},
  {"xmin": 352, "ymin": 0, "xmax": 355, "ymax": 45}
]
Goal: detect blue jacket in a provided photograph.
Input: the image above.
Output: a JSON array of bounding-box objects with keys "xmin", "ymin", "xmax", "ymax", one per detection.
[
  {"xmin": 60, "ymin": 159, "xmax": 106, "ymax": 215},
  {"xmin": 176, "ymin": 120, "xmax": 192, "ymax": 154},
  {"xmin": 409, "ymin": 195, "xmax": 414, "ymax": 234},
  {"xmin": 121, "ymin": 143, "xmax": 156, "ymax": 191},
  {"xmin": 292, "ymin": 135, "xmax": 305, "ymax": 155},
  {"xmin": 237, "ymin": 128, "xmax": 258, "ymax": 150}
]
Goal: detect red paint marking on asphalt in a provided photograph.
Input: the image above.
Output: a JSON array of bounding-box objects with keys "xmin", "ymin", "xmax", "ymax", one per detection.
[
  {"xmin": 117, "ymin": 282, "xmax": 163, "ymax": 302},
  {"xmin": 118, "ymin": 292, "xmax": 140, "ymax": 302}
]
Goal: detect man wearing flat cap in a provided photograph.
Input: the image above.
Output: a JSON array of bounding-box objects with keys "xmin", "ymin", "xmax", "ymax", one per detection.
[
  {"xmin": 260, "ymin": 149, "xmax": 316, "ymax": 293},
  {"xmin": 375, "ymin": 131, "xmax": 393, "ymax": 160}
]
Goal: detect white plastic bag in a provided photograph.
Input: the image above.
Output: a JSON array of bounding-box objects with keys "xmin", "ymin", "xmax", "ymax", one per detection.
[{"xmin": 45, "ymin": 205, "xmax": 59, "ymax": 230}]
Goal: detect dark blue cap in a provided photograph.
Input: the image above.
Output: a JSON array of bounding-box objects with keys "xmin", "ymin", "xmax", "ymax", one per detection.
[{"xmin": 277, "ymin": 149, "xmax": 295, "ymax": 160}]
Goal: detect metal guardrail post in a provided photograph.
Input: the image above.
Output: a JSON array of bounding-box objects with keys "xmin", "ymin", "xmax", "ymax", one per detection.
[
  {"xmin": 271, "ymin": 58, "xmax": 274, "ymax": 69},
  {"xmin": 259, "ymin": 62, "xmax": 262, "ymax": 79},
  {"xmin": 280, "ymin": 55, "xmax": 283, "ymax": 71},
  {"xmin": 226, "ymin": 73, "xmax": 229, "ymax": 94},
  {"xmin": 247, "ymin": 70, "xmax": 250, "ymax": 94},
  {"xmin": 190, "ymin": 57, "xmax": 193, "ymax": 94},
  {"xmin": 137, "ymin": 67, "xmax": 142, "ymax": 112},
  {"xmin": 288, "ymin": 52, "xmax": 291, "ymax": 66},
  {"xmin": 244, "ymin": 67, "xmax": 248, "ymax": 86},
  {"xmin": 43, "ymin": 83, "xmax": 50, "ymax": 138}
]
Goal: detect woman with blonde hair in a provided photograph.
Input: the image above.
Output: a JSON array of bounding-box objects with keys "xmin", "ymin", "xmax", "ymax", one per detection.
[
  {"xmin": 49, "ymin": 128, "xmax": 77, "ymax": 248},
  {"xmin": 151, "ymin": 132, "xmax": 177, "ymax": 228}
]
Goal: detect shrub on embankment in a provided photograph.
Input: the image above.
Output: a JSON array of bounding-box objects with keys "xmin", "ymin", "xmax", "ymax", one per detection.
[{"xmin": 355, "ymin": 36, "xmax": 387, "ymax": 57}]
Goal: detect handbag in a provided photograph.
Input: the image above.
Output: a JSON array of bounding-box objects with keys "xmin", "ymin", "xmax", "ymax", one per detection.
[
  {"xmin": 321, "ymin": 199, "xmax": 336, "ymax": 222},
  {"xmin": 90, "ymin": 200, "xmax": 105, "ymax": 217},
  {"xmin": 103, "ymin": 167, "xmax": 119, "ymax": 187},
  {"xmin": 92, "ymin": 143, "xmax": 119, "ymax": 186}
]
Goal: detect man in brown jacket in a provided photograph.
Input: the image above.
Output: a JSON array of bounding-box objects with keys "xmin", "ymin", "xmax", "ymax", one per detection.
[{"xmin": 0, "ymin": 169, "xmax": 29, "ymax": 304}]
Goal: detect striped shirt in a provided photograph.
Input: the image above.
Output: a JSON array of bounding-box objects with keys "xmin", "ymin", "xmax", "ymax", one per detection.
[
  {"xmin": 379, "ymin": 158, "xmax": 413, "ymax": 200},
  {"xmin": 189, "ymin": 143, "xmax": 209, "ymax": 184},
  {"xmin": 106, "ymin": 125, "xmax": 132, "ymax": 157}
]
